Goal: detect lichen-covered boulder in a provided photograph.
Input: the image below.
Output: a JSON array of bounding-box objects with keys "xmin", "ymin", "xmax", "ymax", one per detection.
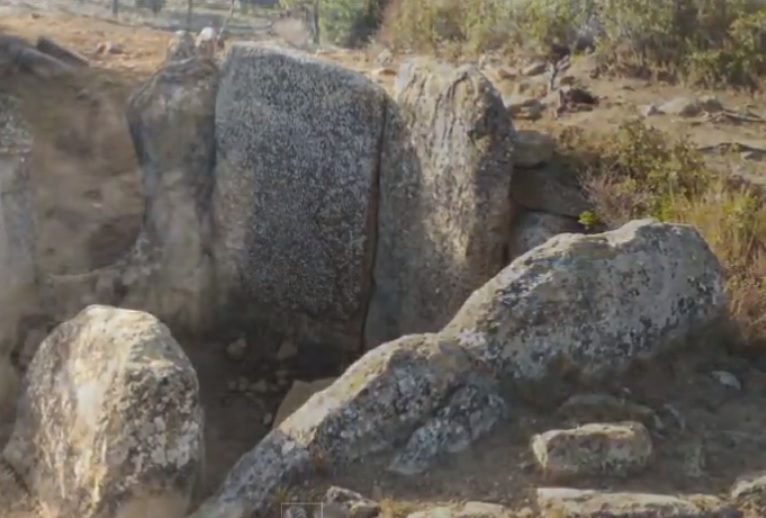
[
  {"xmin": 2, "ymin": 305, "xmax": 204, "ymax": 518},
  {"xmin": 536, "ymin": 488, "xmax": 716, "ymax": 518},
  {"xmin": 531, "ymin": 422, "xmax": 653, "ymax": 480},
  {"xmin": 213, "ymin": 42, "xmax": 389, "ymax": 353},
  {"xmin": 190, "ymin": 333, "xmax": 502, "ymax": 518},
  {"xmin": 443, "ymin": 219, "xmax": 727, "ymax": 384},
  {"xmin": 366, "ymin": 58, "xmax": 516, "ymax": 348},
  {"xmin": 0, "ymin": 95, "xmax": 39, "ymax": 358}
]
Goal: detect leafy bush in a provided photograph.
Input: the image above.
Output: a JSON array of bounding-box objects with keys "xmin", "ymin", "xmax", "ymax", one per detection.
[
  {"xmin": 379, "ymin": 0, "xmax": 766, "ymax": 87},
  {"xmin": 559, "ymin": 119, "xmax": 766, "ymax": 350}
]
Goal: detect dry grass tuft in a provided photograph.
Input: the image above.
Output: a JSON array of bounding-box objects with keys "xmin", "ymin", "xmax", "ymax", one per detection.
[
  {"xmin": 555, "ymin": 119, "xmax": 766, "ymax": 351},
  {"xmin": 378, "ymin": 0, "xmax": 766, "ymax": 88}
]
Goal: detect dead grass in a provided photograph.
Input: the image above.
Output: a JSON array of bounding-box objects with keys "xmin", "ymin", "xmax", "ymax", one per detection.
[
  {"xmin": 378, "ymin": 0, "xmax": 766, "ymax": 89},
  {"xmin": 556, "ymin": 119, "xmax": 766, "ymax": 352}
]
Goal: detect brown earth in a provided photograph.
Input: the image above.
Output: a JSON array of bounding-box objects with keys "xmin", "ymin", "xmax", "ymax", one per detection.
[{"xmin": 1, "ymin": 10, "xmax": 766, "ymax": 518}]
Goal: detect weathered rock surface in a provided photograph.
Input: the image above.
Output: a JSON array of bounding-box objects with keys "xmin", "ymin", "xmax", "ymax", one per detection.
[
  {"xmin": 531, "ymin": 422, "xmax": 653, "ymax": 479},
  {"xmin": 46, "ymin": 57, "xmax": 220, "ymax": 337},
  {"xmin": 514, "ymin": 129, "xmax": 555, "ymax": 168},
  {"xmin": 273, "ymin": 377, "xmax": 337, "ymax": 428},
  {"xmin": 190, "ymin": 333, "xmax": 490, "ymax": 518},
  {"xmin": 659, "ymin": 97, "xmax": 703, "ymax": 117},
  {"xmin": 536, "ymin": 488, "xmax": 718, "ymax": 518},
  {"xmin": 508, "ymin": 210, "xmax": 582, "ymax": 260},
  {"xmin": 3, "ymin": 305, "xmax": 204, "ymax": 518},
  {"xmin": 511, "ymin": 161, "xmax": 590, "ymax": 218},
  {"xmin": 443, "ymin": 219, "xmax": 727, "ymax": 386},
  {"xmin": 0, "ymin": 94, "xmax": 39, "ymax": 358},
  {"xmin": 214, "ymin": 42, "xmax": 388, "ymax": 353},
  {"xmin": 122, "ymin": 55, "xmax": 219, "ymax": 333},
  {"xmin": 366, "ymin": 58, "xmax": 515, "ymax": 348},
  {"xmin": 0, "ymin": 354, "xmax": 19, "ymax": 432},
  {"xmin": 166, "ymin": 31, "xmax": 197, "ymax": 62},
  {"xmin": 388, "ymin": 373, "xmax": 507, "ymax": 475},
  {"xmin": 407, "ymin": 502, "xmax": 514, "ymax": 518},
  {"xmin": 556, "ymin": 393, "xmax": 659, "ymax": 429},
  {"xmin": 731, "ymin": 471, "xmax": 766, "ymax": 506},
  {"xmin": 324, "ymin": 486, "xmax": 380, "ymax": 518}
]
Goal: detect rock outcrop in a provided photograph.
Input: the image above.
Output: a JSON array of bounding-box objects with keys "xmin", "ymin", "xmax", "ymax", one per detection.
[
  {"xmin": 443, "ymin": 219, "xmax": 727, "ymax": 388},
  {"xmin": 2, "ymin": 305, "xmax": 204, "ymax": 518},
  {"xmin": 536, "ymin": 488, "xmax": 722, "ymax": 518},
  {"xmin": 40, "ymin": 48, "xmax": 537, "ymax": 363},
  {"xmin": 46, "ymin": 56, "xmax": 220, "ymax": 337},
  {"xmin": 365, "ymin": 58, "xmax": 516, "ymax": 348},
  {"xmin": 213, "ymin": 42, "xmax": 388, "ymax": 352},
  {"xmin": 121, "ymin": 55, "xmax": 219, "ymax": 334},
  {"xmin": 0, "ymin": 94, "xmax": 39, "ymax": 358},
  {"xmin": 191, "ymin": 333, "xmax": 502, "ymax": 518},
  {"xmin": 531, "ymin": 422, "xmax": 653, "ymax": 479},
  {"xmin": 190, "ymin": 219, "xmax": 725, "ymax": 518}
]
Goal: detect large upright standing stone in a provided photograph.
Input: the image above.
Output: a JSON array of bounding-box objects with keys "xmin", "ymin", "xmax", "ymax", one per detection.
[
  {"xmin": 0, "ymin": 95, "xmax": 39, "ymax": 357},
  {"xmin": 365, "ymin": 59, "xmax": 516, "ymax": 348},
  {"xmin": 122, "ymin": 56, "xmax": 220, "ymax": 335},
  {"xmin": 213, "ymin": 43, "xmax": 388, "ymax": 353}
]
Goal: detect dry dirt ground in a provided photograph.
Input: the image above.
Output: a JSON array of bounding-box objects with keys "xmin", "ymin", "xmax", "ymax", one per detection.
[{"xmin": 2, "ymin": 10, "xmax": 766, "ymax": 518}]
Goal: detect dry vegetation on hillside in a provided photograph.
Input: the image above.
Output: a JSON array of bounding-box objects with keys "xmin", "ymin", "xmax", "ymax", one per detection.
[{"xmin": 374, "ymin": 0, "xmax": 766, "ymax": 353}]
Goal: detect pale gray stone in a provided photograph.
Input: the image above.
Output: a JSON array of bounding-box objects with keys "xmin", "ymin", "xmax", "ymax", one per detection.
[
  {"xmin": 659, "ymin": 97, "xmax": 702, "ymax": 117},
  {"xmin": 324, "ymin": 486, "xmax": 379, "ymax": 518},
  {"xmin": 191, "ymin": 334, "xmax": 480, "ymax": 518},
  {"xmin": 366, "ymin": 58, "xmax": 515, "ymax": 348},
  {"xmin": 508, "ymin": 210, "xmax": 582, "ymax": 260},
  {"xmin": 388, "ymin": 374, "xmax": 506, "ymax": 476},
  {"xmin": 45, "ymin": 57, "xmax": 220, "ymax": 337},
  {"xmin": 511, "ymin": 161, "xmax": 590, "ymax": 218},
  {"xmin": 406, "ymin": 502, "xmax": 513, "ymax": 518},
  {"xmin": 556, "ymin": 393, "xmax": 659, "ymax": 429},
  {"xmin": 531, "ymin": 422, "xmax": 653, "ymax": 479},
  {"xmin": 731, "ymin": 471, "xmax": 766, "ymax": 504},
  {"xmin": 536, "ymin": 488, "xmax": 710, "ymax": 518},
  {"xmin": 514, "ymin": 129, "xmax": 555, "ymax": 168},
  {"xmin": 443, "ymin": 219, "xmax": 727, "ymax": 384},
  {"xmin": 3, "ymin": 305, "xmax": 204, "ymax": 518},
  {"xmin": 123, "ymin": 56, "xmax": 219, "ymax": 334}
]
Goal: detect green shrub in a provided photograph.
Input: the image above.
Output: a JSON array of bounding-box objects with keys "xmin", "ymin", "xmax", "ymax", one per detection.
[
  {"xmin": 598, "ymin": 0, "xmax": 766, "ymax": 88},
  {"xmin": 559, "ymin": 119, "xmax": 766, "ymax": 350}
]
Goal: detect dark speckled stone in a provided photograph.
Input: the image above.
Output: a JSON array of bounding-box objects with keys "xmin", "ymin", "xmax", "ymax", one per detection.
[{"xmin": 213, "ymin": 43, "xmax": 388, "ymax": 351}]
